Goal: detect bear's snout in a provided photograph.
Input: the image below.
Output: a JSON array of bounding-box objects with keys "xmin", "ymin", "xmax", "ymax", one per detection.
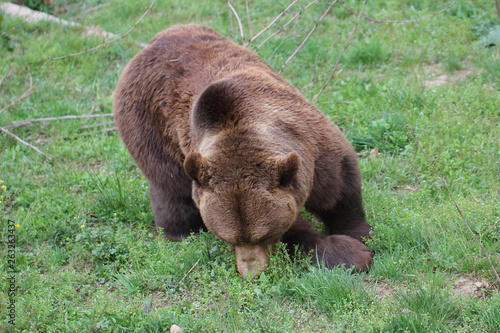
[{"xmin": 234, "ymin": 244, "xmax": 270, "ymax": 279}]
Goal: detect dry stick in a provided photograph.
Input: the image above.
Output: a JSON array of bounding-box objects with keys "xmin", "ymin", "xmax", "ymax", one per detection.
[
  {"xmin": 470, "ymin": 0, "xmax": 492, "ymax": 13},
  {"xmin": 9, "ymin": 113, "xmax": 114, "ymax": 129},
  {"xmin": 0, "ymin": 63, "xmax": 15, "ymax": 88},
  {"xmin": 84, "ymin": 104, "xmax": 96, "ymax": 121},
  {"xmin": 301, "ymin": 36, "xmax": 340, "ymax": 92},
  {"xmin": 496, "ymin": 0, "xmax": 500, "ymax": 21},
  {"xmin": 0, "ymin": 89, "xmax": 34, "ymax": 114},
  {"xmin": 407, "ymin": 126, "xmax": 500, "ymax": 285},
  {"xmin": 0, "ymin": 127, "xmax": 52, "ymax": 160},
  {"xmin": 0, "ymin": 12, "xmax": 40, "ymax": 38},
  {"xmin": 26, "ymin": 62, "xmax": 33, "ymax": 89},
  {"xmin": 279, "ymin": 0, "xmax": 338, "ymax": 74},
  {"xmin": 244, "ymin": 0, "xmax": 301, "ymax": 47},
  {"xmin": 229, "ymin": 2, "xmax": 235, "ymax": 42},
  {"xmin": 46, "ymin": 0, "xmax": 156, "ymax": 63},
  {"xmin": 226, "ymin": 0, "xmax": 245, "ymax": 44},
  {"xmin": 312, "ymin": 2, "xmax": 366, "ymax": 103},
  {"xmin": 256, "ymin": 0, "xmax": 319, "ymax": 50},
  {"xmin": 1, "ymin": 62, "xmax": 34, "ymax": 113},
  {"xmin": 339, "ymin": 0, "xmax": 457, "ymax": 24},
  {"xmin": 266, "ymin": 37, "xmax": 290, "ymax": 63},
  {"xmin": 245, "ymin": 0, "xmax": 253, "ymax": 39},
  {"xmin": 178, "ymin": 258, "xmax": 201, "ymax": 285}
]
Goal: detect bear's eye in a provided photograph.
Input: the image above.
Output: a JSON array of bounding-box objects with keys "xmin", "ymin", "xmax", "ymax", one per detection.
[
  {"xmin": 193, "ymin": 173, "xmax": 212, "ymax": 187},
  {"xmin": 201, "ymin": 174, "xmax": 212, "ymax": 186}
]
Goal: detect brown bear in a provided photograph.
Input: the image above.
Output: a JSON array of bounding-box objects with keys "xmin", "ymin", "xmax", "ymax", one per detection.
[{"xmin": 113, "ymin": 25, "xmax": 373, "ymax": 279}]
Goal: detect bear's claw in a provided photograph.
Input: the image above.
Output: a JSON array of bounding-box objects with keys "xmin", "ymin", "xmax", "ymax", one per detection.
[{"xmin": 312, "ymin": 234, "xmax": 373, "ymax": 271}]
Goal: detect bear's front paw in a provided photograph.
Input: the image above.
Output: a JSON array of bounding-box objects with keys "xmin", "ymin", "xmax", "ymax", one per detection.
[{"xmin": 313, "ymin": 235, "xmax": 373, "ymax": 271}]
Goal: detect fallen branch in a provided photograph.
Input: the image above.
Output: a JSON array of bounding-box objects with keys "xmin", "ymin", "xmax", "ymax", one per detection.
[
  {"xmin": 0, "ymin": 11, "xmax": 40, "ymax": 38},
  {"xmin": 229, "ymin": 2, "xmax": 235, "ymax": 42},
  {"xmin": 0, "ymin": 63, "xmax": 14, "ymax": 88},
  {"xmin": 266, "ymin": 35, "xmax": 296, "ymax": 63},
  {"xmin": 470, "ymin": 0, "xmax": 492, "ymax": 14},
  {"xmin": 256, "ymin": 0, "xmax": 319, "ymax": 50},
  {"xmin": 496, "ymin": 0, "xmax": 500, "ymax": 22},
  {"xmin": 178, "ymin": 258, "xmax": 201, "ymax": 285},
  {"xmin": 301, "ymin": 36, "xmax": 340, "ymax": 93},
  {"xmin": 313, "ymin": 2, "xmax": 366, "ymax": 102},
  {"xmin": 244, "ymin": 0, "xmax": 301, "ymax": 47},
  {"xmin": 46, "ymin": 0, "xmax": 156, "ymax": 63},
  {"xmin": 0, "ymin": 126, "xmax": 52, "ymax": 160},
  {"xmin": 1, "ymin": 63, "xmax": 34, "ymax": 114},
  {"xmin": 339, "ymin": 0, "xmax": 457, "ymax": 24},
  {"xmin": 226, "ymin": 0, "xmax": 245, "ymax": 44},
  {"xmin": 0, "ymin": 89, "xmax": 35, "ymax": 114},
  {"xmin": 279, "ymin": 0, "xmax": 338, "ymax": 74},
  {"xmin": 407, "ymin": 126, "xmax": 500, "ymax": 285},
  {"xmin": 245, "ymin": 0, "xmax": 253, "ymax": 38},
  {"xmin": 9, "ymin": 113, "xmax": 114, "ymax": 129}
]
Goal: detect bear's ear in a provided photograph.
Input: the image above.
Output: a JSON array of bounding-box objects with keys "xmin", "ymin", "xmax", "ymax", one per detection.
[
  {"xmin": 192, "ymin": 79, "xmax": 241, "ymax": 132},
  {"xmin": 276, "ymin": 152, "xmax": 300, "ymax": 187},
  {"xmin": 184, "ymin": 152, "xmax": 210, "ymax": 186}
]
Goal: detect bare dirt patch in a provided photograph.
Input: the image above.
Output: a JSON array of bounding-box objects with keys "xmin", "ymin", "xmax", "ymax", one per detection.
[
  {"xmin": 366, "ymin": 275, "xmax": 498, "ymax": 299},
  {"xmin": 391, "ymin": 185, "xmax": 420, "ymax": 193},
  {"xmin": 452, "ymin": 275, "xmax": 497, "ymax": 298},
  {"xmin": 364, "ymin": 278, "xmax": 406, "ymax": 299},
  {"xmin": 422, "ymin": 63, "xmax": 475, "ymax": 87},
  {"xmin": 372, "ymin": 279, "xmax": 398, "ymax": 298}
]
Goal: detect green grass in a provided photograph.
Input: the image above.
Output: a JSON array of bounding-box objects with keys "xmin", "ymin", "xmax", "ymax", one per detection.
[{"xmin": 1, "ymin": 0, "xmax": 499, "ymax": 331}]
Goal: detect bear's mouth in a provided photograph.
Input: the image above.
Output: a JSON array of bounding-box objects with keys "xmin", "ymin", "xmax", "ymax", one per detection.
[{"xmin": 234, "ymin": 244, "xmax": 270, "ymax": 279}]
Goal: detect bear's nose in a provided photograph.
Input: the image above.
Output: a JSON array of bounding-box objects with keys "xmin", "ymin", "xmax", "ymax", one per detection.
[{"xmin": 234, "ymin": 244, "xmax": 270, "ymax": 279}]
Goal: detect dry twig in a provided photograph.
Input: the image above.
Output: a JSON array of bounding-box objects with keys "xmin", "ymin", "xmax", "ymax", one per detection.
[
  {"xmin": 470, "ymin": 0, "xmax": 492, "ymax": 13},
  {"xmin": 266, "ymin": 36, "xmax": 296, "ymax": 63},
  {"xmin": 496, "ymin": 0, "xmax": 500, "ymax": 21},
  {"xmin": 256, "ymin": 0, "xmax": 319, "ymax": 50},
  {"xmin": 313, "ymin": 2, "xmax": 366, "ymax": 102},
  {"xmin": 339, "ymin": 0, "xmax": 457, "ymax": 24},
  {"xmin": 244, "ymin": 0, "xmax": 301, "ymax": 47},
  {"xmin": 1, "ymin": 63, "xmax": 34, "ymax": 114},
  {"xmin": 0, "ymin": 126, "xmax": 52, "ymax": 160},
  {"xmin": 226, "ymin": 0, "xmax": 245, "ymax": 43},
  {"xmin": 279, "ymin": 0, "xmax": 338, "ymax": 74},
  {"xmin": 301, "ymin": 36, "xmax": 340, "ymax": 93},
  {"xmin": 407, "ymin": 126, "xmax": 500, "ymax": 285},
  {"xmin": 46, "ymin": 0, "xmax": 156, "ymax": 63},
  {"xmin": 0, "ymin": 90, "xmax": 35, "ymax": 114},
  {"xmin": 246, "ymin": 0, "xmax": 253, "ymax": 38},
  {"xmin": 178, "ymin": 258, "xmax": 201, "ymax": 285},
  {"xmin": 0, "ymin": 63, "xmax": 15, "ymax": 89},
  {"xmin": 9, "ymin": 113, "xmax": 114, "ymax": 129},
  {"xmin": 229, "ymin": 2, "xmax": 235, "ymax": 42},
  {"xmin": 0, "ymin": 12, "xmax": 40, "ymax": 38}
]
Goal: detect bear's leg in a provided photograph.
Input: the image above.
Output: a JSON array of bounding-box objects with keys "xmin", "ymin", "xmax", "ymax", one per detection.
[
  {"xmin": 149, "ymin": 172, "xmax": 205, "ymax": 242},
  {"xmin": 282, "ymin": 217, "xmax": 373, "ymax": 271},
  {"xmin": 116, "ymin": 110, "xmax": 205, "ymax": 241},
  {"xmin": 314, "ymin": 191, "xmax": 372, "ymax": 241}
]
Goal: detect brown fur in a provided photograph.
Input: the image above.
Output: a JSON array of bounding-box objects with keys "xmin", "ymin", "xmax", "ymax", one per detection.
[{"xmin": 114, "ymin": 25, "xmax": 373, "ymax": 278}]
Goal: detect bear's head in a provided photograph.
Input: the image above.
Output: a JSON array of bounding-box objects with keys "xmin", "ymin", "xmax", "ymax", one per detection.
[{"xmin": 184, "ymin": 78, "xmax": 306, "ymax": 279}]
